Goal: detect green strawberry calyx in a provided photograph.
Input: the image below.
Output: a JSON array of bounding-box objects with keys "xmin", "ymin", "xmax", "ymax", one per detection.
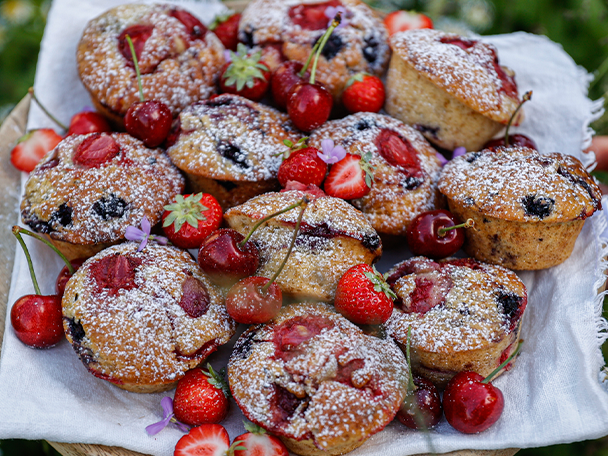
[
  {"xmin": 362, "ymin": 265, "xmax": 397, "ymax": 301},
  {"xmin": 223, "ymin": 43, "xmax": 269, "ymax": 91},
  {"xmin": 204, "ymin": 363, "xmax": 231, "ymax": 398},
  {"xmin": 163, "ymin": 193, "xmax": 208, "ymax": 233}
]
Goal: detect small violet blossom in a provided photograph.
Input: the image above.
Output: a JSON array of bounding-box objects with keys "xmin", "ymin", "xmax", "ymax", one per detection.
[
  {"xmin": 435, "ymin": 152, "xmax": 448, "ymax": 166},
  {"xmin": 325, "ymin": 6, "xmax": 348, "ymax": 29},
  {"xmin": 125, "ymin": 216, "xmax": 167, "ymax": 252},
  {"xmin": 145, "ymin": 397, "xmax": 190, "ymax": 436},
  {"xmin": 318, "ymin": 138, "xmax": 346, "ymax": 164},
  {"xmin": 452, "ymin": 147, "xmax": 467, "ymax": 159},
  {"xmin": 223, "ymin": 49, "xmax": 232, "ymax": 63}
]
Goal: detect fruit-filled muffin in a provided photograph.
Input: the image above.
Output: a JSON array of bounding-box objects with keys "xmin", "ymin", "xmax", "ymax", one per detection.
[
  {"xmin": 62, "ymin": 242, "xmax": 237, "ymax": 393},
  {"xmin": 438, "ymin": 146, "xmax": 602, "ymax": 270},
  {"xmin": 385, "ymin": 256, "xmax": 527, "ymax": 389},
  {"xmin": 21, "ymin": 132, "xmax": 184, "ymax": 260},
  {"xmin": 309, "ymin": 112, "xmax": 444, "ymax": 235},
  {"xmin": 228, "ymin": 302, "xmax": 408, "ymax": 456},
  {"xmin": 224, "ymin": 190, "xmax": 382, "ymax": 301},
  {"xmin": 167, "ymin": 94, "xmax": 301, "ymax": 209},
  {"xmin": 77, "ymin": 3, "xmax": 225, "ymax": 127},
  {"xmin": 238, "ymin": 0, "xmax": 390, "ymax": 100},
  {"xmin": 385, "ymin": 29, "xmax": 522, "ymax": 151}
]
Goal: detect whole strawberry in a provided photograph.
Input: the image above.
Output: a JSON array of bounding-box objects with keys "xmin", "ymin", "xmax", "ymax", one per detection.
[
  {"xmin": 10, "ymin": 129, "xmax": 62, "ymax": 172},
  {"xmin": 323, "ymin": 152, "xmax": 374, "ymax": 200},
  {"xmin": 277, "ymin": 139, "xmax": 327, "ymax": 188},
  {"xmin": 219, "ymin": 43, "xmax": 271, "ymax": 101},
  {"xmin": 233, "ymin": 422, "xmax": 289, "ymax": 456},
  {"xmin": 342, "ymin": 73, "xmax": 385, "ymax": 114},
  {"xmin": 334, "ymin": 264, "xmax": 396, "ymax": 325},
  {"xmin": 173, "ymin": 364, "xmax": 230, "ymax": 426},
  {"xmin": 383, "ymin": 10, "xmax": 433, "ymax": 36},
  {"xmin": 162, "ymin": 193, "xmax": 223, "ymax": 249},
  {"xmin": 210, "ymin": 12, "xmax": 241, "ymax": 51}
]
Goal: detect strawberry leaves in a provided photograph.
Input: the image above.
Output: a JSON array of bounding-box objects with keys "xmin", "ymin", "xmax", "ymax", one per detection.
[
  {"xmin": 163, "ymin": 193, "xmax": 209, "ymax": 233},
  {"xmin": 224, "ymin": 43, "xmax": 269, "ymax": 91}
]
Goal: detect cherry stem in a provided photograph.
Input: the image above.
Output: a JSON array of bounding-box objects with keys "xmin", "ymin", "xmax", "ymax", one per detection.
[
  {"xmin": 405, "ymin": 326, "xmax": 416, "ymax": 395},
  {"xmin": 239, "ymin": 200, "xmax": 305, "ymax": 248},
  {"xmin": 126, "ymin": 35, "xmax": 145, "ymax": 103},
  {"xmin": 437, "ymin": 218, "xmax": 474, "ymax": 238},
  {"xmin": 12, "ymin": 226, "xmax": 41, "ymax": 295},
  {"xmin": 12, "ymin": 226, "xmax": 75, "ymax": 274},
  {"xmin": 28, "ymin": 87, "xmax": 68, "ymax": 131},
  {"xmin": 504, "ymin": 91, "xmax": 532, "ymax": 147},
  {"xmin": 482, "ymin": 339, "xmax": 524, "ymax": 384},
  {"xmin": 309, "ymin": 14, "xmax": 341, "ymax": 84},
  {"xmin": 261, "ymin": 197, "xmax": 309, "ymax": 294},
  {"xmin": 299, "ymin": 40, "xmax": 321, "ymax": 78}
]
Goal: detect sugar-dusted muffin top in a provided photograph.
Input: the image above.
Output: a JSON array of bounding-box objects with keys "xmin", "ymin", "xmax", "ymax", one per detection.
[
  {"xmin": 228, "ymin": 302, "xmax": 408, "ymax": 451},
  {"xmin": 21, "ymin": 132, "xmax": 184, "ymax": 245},
  {"xmin": 77, "ymin": 3, "xmax": 225, "ymax": 119},
  {"xmin": 62, "ymin": 243, "xmax": 237, "ymax": 392},
  {"xmin": 309, "ymin": 112, "xmax": 444, "ymax": 235},
  {"xmin": 390, "ymin": 29, "xmax": 521, "ymax": 124},
  {"xmin": 438, "ymin": 146, "xmax": 602, "ymax": 222},
  {"xmin": 167, "ymin": 94, "xmax": 301, "ymax": 182}
]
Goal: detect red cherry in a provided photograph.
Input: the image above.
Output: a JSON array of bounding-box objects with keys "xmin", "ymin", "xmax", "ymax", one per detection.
[
  {"xmin": 287, "ymin": 81, "xmax": 333, "ymax": 132},
  {"xmin": 398, "ymin": 376, "xmax": 442, "ymax": 429},
  {"xmin": 11, "ymin": 294, "xmax": 63, "ymax": 349},
  {"xmin": 118, "ymin": 25, "xmax": 154, "ymax": 70},
  {"xmin": 124, "ymin": 100, "xmax": 173, "ymax": 148},
  {"xmin": 73, "ymin": 133, "xmax": 120, "ymax": 168},
  {"xmin": 225, "ymin": 276, "xmax": 282, "ymax": 324},
  {"xmin": 484, "ymin": 134, "xmax": 538, "ymax": 151},
  {"xmin": 270, "ymin": 61, "xmax": 309, "ymax": 110},
  {"xmin": 405, "ymin": 210, "xmax": 467, "ymax": 259},
  {"xmin": 66, "ymin": 112, "xmax": 112, "ymax": 137},
  {"xmin": 55, "ymin": 258, "xmax": 85, "ymax": 297}
]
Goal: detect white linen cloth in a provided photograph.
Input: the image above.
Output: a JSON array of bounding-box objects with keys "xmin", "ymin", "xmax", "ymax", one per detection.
[{"xmin": 0, "ymin": 0, "xmax": 607, "ymax": 455}]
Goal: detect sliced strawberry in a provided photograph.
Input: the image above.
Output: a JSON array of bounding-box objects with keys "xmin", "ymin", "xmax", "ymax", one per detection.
[
  {"xmin": 73, "ymin": 133, "xmax": 120, "ymax": 168},
  {"xmin": 323, "ymin": 153, "xmax": 373, "ymax": 200},
  {"xmin": 233, "ymin": 422, "xmax": 289, "ymax": 456},
  {"xmin": 288, "ymin": 0, "xmax": 342, "ymax": 31},
  {"xmin": 383, "ymin": 10, "xmax": 433, "ymax": 36},
  {"xmin": 210, "ymin": 12, "xmax": 241, "ymax": 51},
  {"xmin": 10, "ymin": 129, "xmax": 62, "ymax": 172},
  {"xmin": 174, "ymin": 424, "xmax": 230, "ymax": 456}
]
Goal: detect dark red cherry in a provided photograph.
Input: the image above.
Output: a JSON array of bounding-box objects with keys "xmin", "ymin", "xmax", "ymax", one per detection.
[
  {"xmin": 55, "ymin": 258, "xmax": 86, "ymax": 297},
  {"xmin": 73, "ymin": 133, "xmax": 120, "ymax": 168},
  {"xmin": 179, "ymin": 276, "xmax": 210, "ymax": 318},
  {"xmin": 225, "ymin": 276, "xmax": 282, "ymax": 324},
  {"xmin": 405, "ymin": 209, "xmax": 466, "ymax": 259},
  {"xmin": 271, "ymin": 61, "xmax": 310, "ymax": 110},
  {"xmin": 11, "ymin": 294, "xmax": 63, "ymax": 348},
  {"xmin": 66, "ymin": 112, "xmax": 111, "ymax": 137},
  {"xmin": 288, "ymin": 0, "xmax": 342, "ymax": 30},
  {"xmin": 484, "ymin": 133, "xmax": 538, "ymax": 151},
  {"xmin": 287, "ymin": 81, "xmax": 333, "ymax": 132},
  {"xmin": 124, "ymin": 100, "xmax": 172, "ymax": 148},
  {"xmin": 398, "ymin": 376, "xmax": 442, "ymax": 429},
  {"xmin": 118, "ymin": 25, "xmax": 154, "ymax": 69},
  {"xmin": 170, "ymin": 8, "xmax": 207, "ymax": 40},
  {"xmin": 197, "ymin": 228, "xmax": 260, "ymax": 287}
]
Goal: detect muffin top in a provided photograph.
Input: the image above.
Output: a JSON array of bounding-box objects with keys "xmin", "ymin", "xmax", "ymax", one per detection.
[{"xmin": 438, "ymin": 146, "xmax": 602, "ymax": 222}]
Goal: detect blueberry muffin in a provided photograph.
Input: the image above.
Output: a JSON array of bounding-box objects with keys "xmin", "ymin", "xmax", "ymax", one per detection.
[
  {"xmin": 238, "ymin": 0, "xmax": 389, "ymax": 100},
  {"xmin": 385, "ymin": 256, "xmax": 527, "ymax": 389},
  {"xmin": 62, "ymin": 242, "xmax": 237, "ymax": 393},
  {"xmin": 385, "ymin": 29, "xmax": 522, "ymax": 151},
  {"xmin": 229, "ymin": 302, "xmax": 408, "ymax": 456},
  {"xmin": 77, "ymin": 3, "xmax": 225, "ymax": 127},
  {"xmin": 309, "ymin": 112, "xmax": 444, "ymax": 235},
  {"xmin": 438, "ymin": 146, "xmax": 602, "ymax": 270},
  {"xmin": 21, "ymin": 132, "xmax": 184, "ymax": 260}
]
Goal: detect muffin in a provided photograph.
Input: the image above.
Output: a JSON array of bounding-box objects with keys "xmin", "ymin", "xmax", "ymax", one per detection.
[
  {"xmin": 224, "ymin": 190, "xmax": 382, "ymax": 301},
  {"xmin": 438, "ymin": 146, "xmax": 602, "ymax": 270},
  {"xmin": 21, "ymin": 132, "xmax": 184, "ymax": 260},
  {"xmin": 62, "ymin": 242, "xmax": 237, "ymax": 393},
  {"xmin": 166, "ymin": 94, "xmax": 301, "ymax": 209},
  {"xmin": 309, "ymin": 112, "xmax": 444, "ymax": 235},
  {"xmin": 385, "ymin": 256, "xmax": 527, "ymax": 389},
  {"xmin": 238, "ymin": 0, "xmax": 390, "ymax": 100},
  {"xmin": 385, "ymin": 29, "xmax": 522, "ymax": 151},
  {"xmin": 228, "ymin": 302, "xmax": 408, "ymax": 456},
  {"xmin": 77, "ymin": 3, "xmax": 225, "ymax": 127}
]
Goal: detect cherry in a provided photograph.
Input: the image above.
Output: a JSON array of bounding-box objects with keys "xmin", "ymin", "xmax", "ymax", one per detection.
[
  {"xmin": 73, "ymin": 133, "xmax": 120, "ymax": 168},
  {"xmin": 270, "ymin": 61, "xmax": 309, "ymax": 110},
  {"xmin": 405, "ymin": 209, "xmax": 473, "ymax": 259},
  {"xmin": 56, "ymin": 258, "xmax": 86, "ymax": 296},
  {"xmin": 67, "ymin": 111, "xmax": 112, "ymax": 136},
  {"xmin": 484, "ymin": 91, "xmax": 534, "ymax": 150}
]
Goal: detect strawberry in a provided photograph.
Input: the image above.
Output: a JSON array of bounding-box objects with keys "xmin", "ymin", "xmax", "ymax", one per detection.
[
  {"xmin": 334, "ymin": 264, "xmax": 396, "ymax": 325},
  {"xmin": 67, "ymin": 111, "xmax": 112, "ymax": 136},
  {"xmin": 10, "ymin": 129, "xmax": 62, "ymax": 172},
  {"xmin": 323, "ymin": 152, "xmax": 374, "ymax": 200},
  {"xmin": 174, "ymin": 424, "xmax": 230, "ymax": 456},
  {"xmin": 219, "ymin": 43, "xmax": 271, "ymax": 102},
  {"xmin": 383, "ymin": 10, "xmax": 433, "ymax": 36},
  {"xmin": 233, "ymin": 422, "xmax": 289, "ymax": 456},
  {"xmin": 342, "ymin": 73, "xmax": 385, "ymax": 114},
  {"xmin": 162, "ymin": 193, "xmax": 223, "ymax": 250},
  {"xmin": 210, "ymin": 12, "xmax": 241, "ymax": 51},
  {"xmin": 277, "ymin": 139, "xmax": 327, "ymax": 187},
  {"xmin": 173, "ymin": 364, "xmax": 230, "ymax": 427}
]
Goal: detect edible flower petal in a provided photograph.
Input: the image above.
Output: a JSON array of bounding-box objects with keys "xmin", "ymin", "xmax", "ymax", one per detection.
[
  {"xmin": 318, "ymin": 138, "xmax": 346, "ymax": 164},
  {"xmin": 452, "ymin": 147, "xmax": 467, "ymax": 159},
  {"xmin": 125, "ymin": 216, "xmax": 167, "ymax": 252},
  {"xmin": 325, "ymin": 6, "xmax": 348, "ymax": 29},
  {"xmin": 145, "ymin": 397, "xmax": 190, "ymax": 436}
]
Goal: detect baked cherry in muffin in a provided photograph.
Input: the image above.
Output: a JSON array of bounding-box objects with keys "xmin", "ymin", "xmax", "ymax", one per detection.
[
  {"xmin": 384, "ymin": 256, "xmax": 527, "ymax": 389},
  {"xmin": 228, "ymin": 302, "xmax": 408, "ymax": 456},
  {"xmin": 77, "ymin": 4, "xmax": 225, "ymax": 127}
]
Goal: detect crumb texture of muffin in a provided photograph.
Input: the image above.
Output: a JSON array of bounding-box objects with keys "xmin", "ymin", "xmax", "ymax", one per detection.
[
  {"xmin": 385, "ymin": 256, "xmax": 527, "ymax": 389},
  {"xmin": 228, "ymin": 302, "xmax": 408, "ymax": 456},
  {"xmin": 62, "ymin": 243, "xmax": 237, "ymax": 393},
  {"xmin": 309, "ymin": 112, "xmax": 444, "ymax": 235}
]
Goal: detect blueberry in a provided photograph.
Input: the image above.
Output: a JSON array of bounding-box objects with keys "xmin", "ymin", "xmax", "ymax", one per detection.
[
  {"xmin": 217, "ymin": 141, "xmax": 250, "ymax": 169},
  {"xmin": 51, "ymin": 203, "xmax": 73, "ymax": 227},
  {"xmin": 319, "ymin": 34, "xmax": 344, "ymax": 60},
  {"xmin": 92, "ymin": 194, "xmax": 128, "ymax": 220},
  {"xmin": 522, "ymin": 194, "xmax": 554, "ymax": 219},
  {"xmin": 363, "ymin": 34, "xmax": 380, "ymax": 65},
  {"xmin": 355, "ymin": 118, "xmax": 375, "ymax": 131}
]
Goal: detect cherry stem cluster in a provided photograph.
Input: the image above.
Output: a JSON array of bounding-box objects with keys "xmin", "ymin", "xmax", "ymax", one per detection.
[
  {"xmin": 12, "ymin": 226, "xmax": 75, "ymax": 275},
  {"xmin": 482, "ymin": 340, "xmax": 524, "ymax": 384},
  {"xmin": 405, "ymin": 326, "xmax": 416, "ymax": 394},
  {"xmin": 504, "ymin": 91, "xmax": 532, "ymax": 147},
  {"xmin": 126, "ymin": 35, "xmax": 145, "ymax": 103},
  {"xmin": 12, "ymin": 227, "xmax": 42, "ymax": 295},
  {"xmin": 437, "ymin": 218, "xmax": 474, "ymax": 238},
  {"xmin": 309, "ymin": 14, "xmax": 341, "ymax": 84},
  {"xmin": 239, "ymin": 199, "xmax": 306, "ymax": 247},
  {"xmin": 28, "ymin": 87, "xmax": 68, "ymax": 131}
]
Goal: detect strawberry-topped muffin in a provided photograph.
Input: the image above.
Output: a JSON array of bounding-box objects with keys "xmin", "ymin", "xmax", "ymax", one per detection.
[
  {"xmin": 309, "ymin": 112, "xmax": 444, "ymax": 235},
  {"xmin": 238, "ymin": 0, "xmax": 389, "ymax": 100},
  {"xmin": 20, "ymin": 132, "xmax": 184, "ymax": 260},
  {"xmin": 229, "ymin": 302, "xmax": 408, "ymax": 456},
  {"xmin": 384, "ymin": 256, "xmax": 527, "ymax": 389},
  {"xmin": 77, "ymin": 3, "xmax": 225, "ymax": 127}
]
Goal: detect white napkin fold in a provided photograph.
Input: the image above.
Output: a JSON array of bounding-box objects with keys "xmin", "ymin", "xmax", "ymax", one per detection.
[{"xmin": 1, "ymin": 1, "xmax": 607, "ymax": 455}]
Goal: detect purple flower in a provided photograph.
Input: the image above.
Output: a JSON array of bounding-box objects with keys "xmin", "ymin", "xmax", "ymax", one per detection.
[
  {"xmin": 223, "ymin": 49, "xmax": 232, "ymax": 63},
  {"xmin": 325, "ymin": 6, "xmax": 348, "ymax": 29},
  {"xmin": 145, "ymin": 397, "xmax": 190, "ymax": 436},
  {"xmin": 318, "ymin": 138, "xmax": 347, "ymax": 164},
  {"xmin": 435, "ymin": 152, "xmax": 448, "ymax": 166},
  {"xmin": 452, "ymin": 147, "xmax": 467, "ymax": 159},
  {"xmin": 125, "ymin": 216, "xmax": 167, "ymax": 252}
]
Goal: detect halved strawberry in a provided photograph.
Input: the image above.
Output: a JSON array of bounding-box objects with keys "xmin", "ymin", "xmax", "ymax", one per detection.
[
  {"xmin": 233, "ymin": 422, "xmax": 289, "ymax": 456},
  {"xmin": 10, "ymin": 129, "xmax": 62, "ymax": 172},
  {"xmin": 323, "ymin": 152, "xmax": 374, "ymax": 200},
  {"xmin": 383, "ymin": 10, "xmax": 433, "ymax": 36},
  {"xmin": 174, "ymin": 424, "xmax": 230, "ymax": 456}
]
